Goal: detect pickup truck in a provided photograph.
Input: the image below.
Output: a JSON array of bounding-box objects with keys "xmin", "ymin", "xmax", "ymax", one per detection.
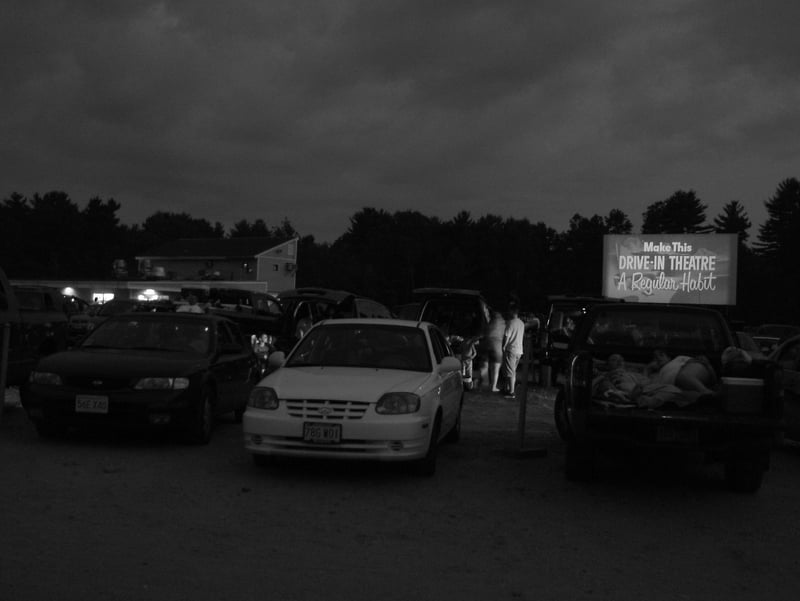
[
  {"xmin": 553, "ymin": 302, "xmax": 782, "ymax": 493},
  {"xmin": 1, "ymin": 267, "xmax": 69, "ymax": 388}
]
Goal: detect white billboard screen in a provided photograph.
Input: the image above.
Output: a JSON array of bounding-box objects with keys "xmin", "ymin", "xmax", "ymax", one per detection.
[{"xmin": 602, "ymin": 234, "xmax": 738, "ymax": 305}]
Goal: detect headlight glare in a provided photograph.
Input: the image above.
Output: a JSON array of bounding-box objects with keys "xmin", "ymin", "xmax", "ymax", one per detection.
[
  {"xmin": 248, "ymin": 387, "xmax": 279, "ymax": 410},
  {"xmin": 376, "ymin": 392, "xmax": 420, "ymax": 414},
  {"xmin": 29, "ymin": 371, "xmax": 62, "ymax": 386},
  {"xmin": 134, "ymin": 377, "xmax": 190, "ymax": 390}
]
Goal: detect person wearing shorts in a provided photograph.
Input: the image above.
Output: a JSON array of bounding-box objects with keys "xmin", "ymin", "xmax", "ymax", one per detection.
[
  {"xmin": 502, "ymin": 304, "xmax": 525, "ymax": 398},
  {"xmin": 485, "ymin": 310, "xmax": 506, "ymax": 392}
]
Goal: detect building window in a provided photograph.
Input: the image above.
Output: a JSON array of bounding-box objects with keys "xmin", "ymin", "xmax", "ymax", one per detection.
[{"xmin": 273, "ymin": 264, "xmax": 279, "ymax": 271}]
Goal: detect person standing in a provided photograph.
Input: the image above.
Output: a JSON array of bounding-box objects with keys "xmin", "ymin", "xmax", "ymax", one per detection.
[
  {"xmin": 485, "ymin": 310, "xmax": 506, "ymax": 392},
  {"xmin": 502, "ymin": 303, "xmax": 525, "ymax": 399}
]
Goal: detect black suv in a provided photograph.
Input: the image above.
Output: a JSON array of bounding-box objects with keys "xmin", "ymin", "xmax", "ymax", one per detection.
[
  {"xmin": 398, "ymin": 288, "xmax": 491, "ymax": 338},
  {"xmin": 275, "ymin": 288, "xmax": 393, "ymax": 351},
  {"xmin": 397, "ymin": 288, "xmax": 492, "ymax": 386},
  {"xmin": 538, "ymin": 295, "xmax": 617, "ymax": 386}
]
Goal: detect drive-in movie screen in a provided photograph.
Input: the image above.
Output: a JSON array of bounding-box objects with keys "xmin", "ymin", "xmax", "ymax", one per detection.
[{"xmin": 602, "ymin": 233, "xmax": 738, "ymax": 305}]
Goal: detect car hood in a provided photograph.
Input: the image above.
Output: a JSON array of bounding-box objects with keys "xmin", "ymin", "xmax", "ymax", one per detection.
[
  {"xmin": 264, "ymin": 366, "xmax": 431, "ymax": 402},
  {"xmin": 35, "ymin": 349, "xmax": 209, "ymax": 377}
]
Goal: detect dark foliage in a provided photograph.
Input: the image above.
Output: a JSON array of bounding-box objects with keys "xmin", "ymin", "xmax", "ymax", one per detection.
[{"xmin": 2, "ymin": 180, "xmax": 799, "ymax": 323}]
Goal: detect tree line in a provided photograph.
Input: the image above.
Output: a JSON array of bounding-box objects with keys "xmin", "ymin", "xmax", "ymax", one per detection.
[{"xmin": 1, "ymin": 178, "xmax": 799, "ymax": 325}]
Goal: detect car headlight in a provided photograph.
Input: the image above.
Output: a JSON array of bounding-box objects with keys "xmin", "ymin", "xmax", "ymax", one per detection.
[
  {"xmin": 376, "ymin": 392, "xmax": 420, "ymax": 414},
  {"xmin": 248, "ymin": 387, "xmax": 279, "ymax": 410},
  {"xmin": 134, "ymin": 377, "xmax": 190, "ymax": 390},
  {"xmin": 29, "ymin": 371, "xmax": 63, "ymax": 386}
]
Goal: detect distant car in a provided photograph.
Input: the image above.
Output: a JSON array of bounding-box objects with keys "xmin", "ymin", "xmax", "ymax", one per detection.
[
  {"xmin": 769, "ymin": 334, "xmax": 800, "ymax": 442},
  {"xmin": 243, "ymin": 318, "xmax": 464, "ymax": 475},
  {"xmin": 402, "ymin": 288, "xmax": 491, "ymax": 341},
  {"xmin": 274, "ymin": 288, "xmax": 393, "ymax": 351},
  {"xmin": 397, "ymin": 288, "xmax": 492, "ymax": 387},
  {"xmin": 21, "ymin": 312, "xmax": 259, "ymax": 443},
  {"xmin": 538, "ymin": 295, "xmax": 617, "ymax": 385},
  {"xmin": 62, "ymin": 294, "xmax": 93, "ymax": 345},
  {"xmin": 751, "ymin": 323, "xmax": 800, "ymax": 355}
]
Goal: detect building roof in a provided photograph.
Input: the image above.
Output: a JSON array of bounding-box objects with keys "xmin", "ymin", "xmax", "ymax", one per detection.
[{"xmin": 137, "ymin": 237, "xmax": 295, "ymax": 260}]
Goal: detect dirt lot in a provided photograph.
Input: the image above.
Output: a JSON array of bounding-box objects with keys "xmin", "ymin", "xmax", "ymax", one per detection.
[{"xmin": 3, "ymin": 383, "xmax": 800, "ymax": 601}]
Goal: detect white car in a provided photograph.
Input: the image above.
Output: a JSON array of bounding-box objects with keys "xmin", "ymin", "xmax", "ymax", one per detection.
[{"xmin": 243, "ymin": 318, "xmax": 464, "ymax": 475}]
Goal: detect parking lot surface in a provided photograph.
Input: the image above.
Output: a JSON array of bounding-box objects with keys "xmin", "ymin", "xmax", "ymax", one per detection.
[{"xmin": 2, "ymin": 385, "xmax": 800, "ymax": 601}]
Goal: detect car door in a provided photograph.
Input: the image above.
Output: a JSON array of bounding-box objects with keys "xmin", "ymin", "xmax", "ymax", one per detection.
[
  {"xmin": 212, "ymin": 321, "xmax": 256, "ymax": 414},
  {"xmin": 429, "ymin": 326, "xmax": 462, "ymax": 437},
  {"xmin": 774, "ymin": 338, "xmax": 800, "ymax": 440}
]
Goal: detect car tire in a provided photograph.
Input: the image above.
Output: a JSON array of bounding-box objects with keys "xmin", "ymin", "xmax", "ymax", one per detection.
[
  {"xmin": 553, "ymin": 393, "xmax": 572, "ymax": 442},
  {"xmin": 444, "ymin": 396, "xmax": 463, "ymax": 443},
  {"xmin": 188, "ymin": 387, "xmax": 214, "ymax": 445},
  {"xmin": 725, "ymin": 458, "xmax": 764, "ymax": 493},
  {"xmin": 413, "ymin": 414, "xmax": 441, "ymax": 477}
]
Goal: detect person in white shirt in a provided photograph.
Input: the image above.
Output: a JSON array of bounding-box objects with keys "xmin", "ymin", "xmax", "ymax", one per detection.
[{"xmin": 502, "ymin": 303, "xmax": 525, "ymax": 399}]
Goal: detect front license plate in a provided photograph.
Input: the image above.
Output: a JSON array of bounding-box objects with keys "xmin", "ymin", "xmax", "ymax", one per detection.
[
  {"xmin": 76, "ymin": 395, "xmax": 109, "ymax": 414},
  {"xmin": 303, "ymin": 422, "xmax": 341, "ymax": 444},
  {"xmin": 656, "ymin": 425, "xmax": 698, "ymax": 444}
]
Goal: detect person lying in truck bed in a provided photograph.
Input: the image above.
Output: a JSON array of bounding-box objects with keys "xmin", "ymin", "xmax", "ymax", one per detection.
[{"xmin": 593, "ymin": 347, "xmax": 751, "ymax": 409}]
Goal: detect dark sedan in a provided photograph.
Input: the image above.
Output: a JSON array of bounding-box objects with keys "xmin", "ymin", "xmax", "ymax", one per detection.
[{"xmin": 21, "ymin": 312, "xmax": 259, "ymax": 443}]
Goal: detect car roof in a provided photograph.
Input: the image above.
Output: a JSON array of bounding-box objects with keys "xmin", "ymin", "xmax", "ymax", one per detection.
[
  {"xmin": 312, "ymin": 317, "xmax": 431, "ymax": 329},
  {"xmin": 412, "ymin": 287, "xmax": 485, "ymax": 299},
  {"xmin": 278, "ymin": 288, "xmax": 356, "ymax": 302},
  {"xmin": 106, "ymin": 311, "xmax": 232, "ymax": 324}
]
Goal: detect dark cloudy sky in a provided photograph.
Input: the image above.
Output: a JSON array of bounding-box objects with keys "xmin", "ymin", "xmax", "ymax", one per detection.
[{"xmin": 2, "ymin": 1, "xmax": 799, "ymax": 242}]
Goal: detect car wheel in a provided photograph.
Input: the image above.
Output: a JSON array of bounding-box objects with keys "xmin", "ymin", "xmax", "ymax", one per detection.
[
  {"xmin": 554, "ymin": 393, "xmax": 572, "ymax": 442},
  {"xmin": 725, "ymin": 458, "xmax": 764, "ymax": 493},
  {"xmin": 444, "ymin": 396, "xmax": 462, "ymax": 443},
  {"xmin": 189, "ymin": 387, "xmax": 214, "ymax": 445},
  {"xmin": 413, "ymin": 414, "xmax": 441, "ymax": 477}
]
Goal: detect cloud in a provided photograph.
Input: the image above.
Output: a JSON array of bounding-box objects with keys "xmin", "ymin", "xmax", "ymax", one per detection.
[{"xmin": 1, "ymin": 0, "xmax": 799, "ymax": 242}]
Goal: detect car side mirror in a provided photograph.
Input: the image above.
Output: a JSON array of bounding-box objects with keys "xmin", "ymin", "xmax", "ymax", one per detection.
[
  {"xmin": 439, "ymin": 356, "xmax": 462, "ymax": 373},
  {"xmin": 267, "ymin": 351, "xmax": 286, "ymax": 370}
]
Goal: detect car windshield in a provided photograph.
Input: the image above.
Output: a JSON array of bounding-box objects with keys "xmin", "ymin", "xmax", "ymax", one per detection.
[
  {"xmin": 584, "ymin": 308, "xmax": 728, "ymax": 355},
  {"xmin": 81, "ymin": 317, "xmax": 211, "ymax": 354},
  {"xmin": 286, "ymin": 323, "xmax": 432, "ymax": 371}
]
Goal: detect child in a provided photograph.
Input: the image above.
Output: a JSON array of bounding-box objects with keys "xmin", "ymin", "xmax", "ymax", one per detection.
[{"xmin": 460, "ymin": 335, "xmax": 481, "ymax": 390}]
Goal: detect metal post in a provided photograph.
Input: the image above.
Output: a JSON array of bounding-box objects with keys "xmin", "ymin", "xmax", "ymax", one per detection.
[
  {"xmin": 0, "ymin": 322, "xmax": 10, "ymax": 425},
  {"xmin": 514, "ymin": 329, "xmax": 547, "ymax": 457}
]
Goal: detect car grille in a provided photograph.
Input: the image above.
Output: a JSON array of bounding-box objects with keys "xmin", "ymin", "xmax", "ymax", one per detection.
[
  {"xmin": 61, "ymin": 376, "xmax": 135, "ymax": 391},
  {"xmin": 284, "ymin": 399, "xmax": 369, "ymax": 420}
]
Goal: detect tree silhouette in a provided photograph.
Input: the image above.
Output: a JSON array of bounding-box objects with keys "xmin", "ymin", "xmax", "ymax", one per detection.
[
  {"xmin": 0, "ymin": 192, "xmax": 34, "ymax": 276},
  {"xmin": 605, "ymin": 209, "xmax": 633, "ymax": 234},
  {"xmin": 230, "ymin": 218, "xmax": 271, "ymax": 238},
  {"xmin": 3, "ymin": 179, "xmax": 800, "ymax": 323},
  {"xmin": 755, "ymin": 178, "xmax": 800, "ymax": 257},
  {"xmin": 713, "ymin": 200, "xmax": 751, "ymax": 243},
  {"xmin": 753, "ymin": 178, "xmax": 800, "ymax": 321},
  {"xmin": 642, "ymin": 190, "xmax": 712, "ymax": 234}
]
